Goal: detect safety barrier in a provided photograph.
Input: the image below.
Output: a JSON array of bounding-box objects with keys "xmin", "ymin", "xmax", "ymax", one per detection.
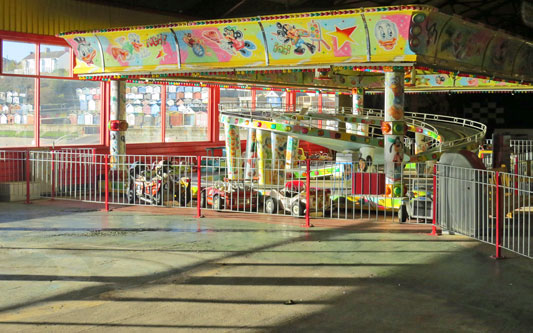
[
  {"xmin": 436, "ymin": 164, "xmax": 533, "ymax": 259},
  {"xmin": 199, "ymin": 156, "xmax": 435, "ymax": 224},
  {"xmin": 4, "ymin": 149, "xmax": 533, "ymax": 259},
  {"xmin": 2, "ymin": 150, "xmax": 436, "ymax": 225},
  {"xmin": 481, "ymin": 139, "xmax": 533, "ymax": 176}
]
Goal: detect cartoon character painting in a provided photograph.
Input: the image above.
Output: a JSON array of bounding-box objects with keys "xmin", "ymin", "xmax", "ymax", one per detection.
[
  {"xmin": 374, "ymin": 19, "xmax": 398, "ymax": 51},
  {"xmin": 390, "ymin": 137, "xmax": 404, "ymax": 171},
  {"xmin": 183, "ymin": 33, "xmax": 206, "ymax": 57},
  {"xmin": 202, "ymin": 26, "xmax": 256, "ymax": 57},
  {"xmin": 73, "ymin": 37, "xmax": 96, "ymax": 65},
  {"xmin": 110, "ymin": 33, "xmax": 149, "ymax": 63},
  {"xmin": 275, "ymin": 22, "xmax": 316, "ymax": 55}
]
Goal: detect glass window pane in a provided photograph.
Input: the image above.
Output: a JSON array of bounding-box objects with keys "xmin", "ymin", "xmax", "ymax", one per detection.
[
  {"xmin": 322, "ymin": 94, "xmax": 336, "ymax": 113},
  {"xmin": 219, "ymin": 88, "xmax": 251, "ymax": 141},
  {"xmin": 296, "ymin": 92, "xmax": 319, "ymax": 112},
  {"xmin": 39, "ymin": 79, "xmax": 101, "ymax": 146},
  {"xmin": 40, "ymin": 44, "xmax": 70, "ymax": 77},
  {"xmin": 125, "ymin": 83, "xmax": 161, "ymax": 143},
  {"xmin": 0, "ymin": 76, "xmax": 35, "ymax": 147},
  {"xmin": 165, "ymin": 85, "xmax": 208, "ymax": 142},
  {"xmin": 256, "ymin": 90, "xmax": 284, "ymax": 111},
  {"xmin": 2, "ymin": 41, "xmax": 37, "ymax": 75}
]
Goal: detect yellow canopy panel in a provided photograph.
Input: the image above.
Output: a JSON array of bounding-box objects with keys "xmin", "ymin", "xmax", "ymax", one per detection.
[{"xmin": 59, "ymin": 5, "xmax": 533, "ymax": 84}]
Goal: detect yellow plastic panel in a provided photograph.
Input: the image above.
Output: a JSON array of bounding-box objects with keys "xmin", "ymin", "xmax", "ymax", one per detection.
[
  {"xmin": 364, "ymin": 9, "xmax": 416, "ymax": 62},
  {"xmin": 261, "ymin": 14, "xmax": 368, "ymax": 66},
  {"xmin": 96, "ymin": 28, "xmax": 179, "ymax": 73},
  {"xmin": 436, "ymin": 17, "xmax": 494, "ymax": 68},
  {"xmin": 407, "ymin": 10, "xmax": 450, "ymax": 61},
  {"xmin": 65, "ymin": 35, "xmax": 104, "ymax": 73},
  {"xmin": 174, "ymin": 22, "xmax": 266, "ymax": 69}
]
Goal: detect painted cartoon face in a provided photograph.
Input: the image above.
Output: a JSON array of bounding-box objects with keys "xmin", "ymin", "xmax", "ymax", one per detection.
[
  {"xmin": 128, "ymin": 33, "xmax": 143, "ymax": 52},
  {"xmin": 73, "ymin": 38, "xmax": 96, "ymax": 65},
  {"xmin": 375, "ymin": 20, "xmax": 398, "ymax": 51}
]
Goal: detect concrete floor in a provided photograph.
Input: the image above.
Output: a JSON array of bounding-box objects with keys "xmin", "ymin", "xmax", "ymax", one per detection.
[{"xmin": 0, "ymin": 200, "xmax": 533, "ymax": 332}]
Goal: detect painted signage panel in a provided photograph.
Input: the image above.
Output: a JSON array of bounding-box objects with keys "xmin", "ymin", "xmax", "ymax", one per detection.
[
  {"xmin": 261, "ymin": 15, "xmax": 368, "ymax": 66},
  {"xmin": 364, "ymin": 10, "xmax": 415, "ymax": 62},
  {"xmin": 175, "ymin": 22, "xmax": 266, "ymax": 69}
]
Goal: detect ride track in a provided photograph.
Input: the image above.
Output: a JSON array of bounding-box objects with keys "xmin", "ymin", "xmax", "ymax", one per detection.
[{"xmin": 219, "ymin": 105, "xmax": 487, "ymax": 164}]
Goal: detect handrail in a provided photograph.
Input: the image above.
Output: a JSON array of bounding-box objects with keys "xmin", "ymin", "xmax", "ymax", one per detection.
[{"xmin": 219, "ymin": 103, "xmax": 487, "ymax": 156}]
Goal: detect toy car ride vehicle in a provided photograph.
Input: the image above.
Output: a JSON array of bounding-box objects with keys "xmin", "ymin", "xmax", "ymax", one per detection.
[
  {"xmin": 201, "ymin": 180, "xmax": 260, "ymax": 211},
  {"xmin": 127, "ymin": 160, "xmax": 191, "ymax": 206},
  {"xmin": 263, "ymin": 180, "xmax": 331, "ymax": 216}
]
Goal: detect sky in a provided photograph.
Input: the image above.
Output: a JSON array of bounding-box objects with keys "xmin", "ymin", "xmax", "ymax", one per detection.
[{"xmin": 2, "ymin": 41, "xmax": 68, "ymax": 62}]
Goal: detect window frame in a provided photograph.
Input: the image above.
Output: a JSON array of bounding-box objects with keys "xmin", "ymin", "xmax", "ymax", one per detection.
[{"xmin": 0, "ymin": 30, "xmax": 105, "ymax": 148}]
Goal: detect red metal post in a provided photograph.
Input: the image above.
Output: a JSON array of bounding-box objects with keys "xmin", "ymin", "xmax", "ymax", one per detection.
[
  {"xmin": 305, "ymin": 159, "xmax": 310, "ymax": 227},
  {"xmin": 494, "ymin": 171, "xmax": 503, "ymax": 259},
  {"xmin": 251, "ymin": 88, "xmax": 256, "ymax": 112},
  {"xmin": 430, "ymin": 164, "xmax": 438, "ymax": 236},
  {"xmin": 317, "ymin": 93, "xmax": 323, "ymax": 128},
  {"xmin": 51, "ymin": 150, "xmax": 55, "ymax": 200},
  {"xmin": 25, "ymin": 151, "xmax": 31, "ymax": 204},
  {"xmin": 105, "ymin": 154, "xmax": 109, "ymax": 212},
  {"xmin": 196, "ymin": 157, "xmax": 202, "ymax": 218}
]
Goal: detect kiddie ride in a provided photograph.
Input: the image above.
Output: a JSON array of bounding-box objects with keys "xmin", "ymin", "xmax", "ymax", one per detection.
[
  {"xmin": 127, "ymin": 160, "xmax": 192, "ymax": 205},
  {"xmin": 201, "ymin": 180, "xmax": 260, "ymax": 211},
  {"xmin": 263, "ymin": 180, "xmax": 331, "ymax": 217}
]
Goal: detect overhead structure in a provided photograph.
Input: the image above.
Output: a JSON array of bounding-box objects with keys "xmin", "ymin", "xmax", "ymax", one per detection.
[
  {"xmin": 60, "ymin": 5, "xmax": 533, "ymax": 91},
  {"xmin": 59, "ymin": 4, "xmax": 532, "ymax": 197}
]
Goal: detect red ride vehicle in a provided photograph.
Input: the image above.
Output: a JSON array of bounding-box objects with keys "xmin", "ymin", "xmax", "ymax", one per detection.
[{"xmin": 201, "ymin": 180, "xmax": 260, "ymax": 211}]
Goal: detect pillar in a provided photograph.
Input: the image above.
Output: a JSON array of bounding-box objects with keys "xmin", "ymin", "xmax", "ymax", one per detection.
[
  {"xmin": 244, "ymin": 128, "xmax": 257, "ymax": 180},
  {"xmin": 285, "ymin": 136, "xmax": 300, "ymax": 171},
  {"xmin": 383, "ymin": 70, "xmax": 406, "ymax": 197},
  {"xmin": 271, "ymin": 133, "xmax": 288, "ymax": 184},
  {"xmin": 286, "ymin": 90, "xmax": 296, "ymax": 113},
  {"xmin": 256, "ymin": 129, "xmax": 272, "ymax": 185},
  {"xmin": 353, "ymin": 88, "xmax": 367, "ymax": 136},
  {"xmin": 224, "ymin": 124, "xmax": 242, "ymax": 180},
  {"xmin": 109, "ymin": 80, "xmax": 127, "ymax": 169}
]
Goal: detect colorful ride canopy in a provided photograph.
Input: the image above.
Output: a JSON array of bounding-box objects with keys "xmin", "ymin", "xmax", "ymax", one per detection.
[{"xmin": 60, "ymin": 5, "xmax": 533, "ymax": 85}]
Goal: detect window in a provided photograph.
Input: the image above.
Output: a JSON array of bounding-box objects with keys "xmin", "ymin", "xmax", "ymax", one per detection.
[
  {"xmin": 125, "ymin": 83, "xmax": 161, "ymax": 143},
  {"xmin": 220, "ymin": 88, "xmax": 251, "ymax": 140},
  {"xmin": 0, "ymin": 36, "xmax": 101, "ymax": 148},
  {"xmin": 40, "ymin": 44, "xmax": 70, "ymax": 77},
  {"xmin": 165, "ymin": 85, "xmax": 209, "ymax": 142},
  {"xmin": 256, "ymin": 90, "xmax": 284, "ymax": 110},
  {"xmin": 0, "ymin": 76, "xmax": 35, "ymax": 147},
  {"xmin": 2, "ymin": 41, "xmax": 36, "ymax": 75},
  {"xmin": 296, "ymin": 92, "xmax": 319, "ymax": 112},
  {"xmin": 39, "ymin": 79, "xmax": 100, "ymax": 146}
]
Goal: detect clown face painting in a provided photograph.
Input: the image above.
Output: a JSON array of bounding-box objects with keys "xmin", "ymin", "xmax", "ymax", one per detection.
[{"xmin": 375, "ymin": 19, "xmax": 398, "ymax": 51}]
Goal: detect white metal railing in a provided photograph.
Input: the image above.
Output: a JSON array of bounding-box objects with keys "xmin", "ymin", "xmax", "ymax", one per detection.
[
  {"xmin": 436, "ymin": 164, "xmax": 533, "ymax": 259},
  {"xmin": 219, "ymin": 103, "xmax": 486, "ymax": 157}
]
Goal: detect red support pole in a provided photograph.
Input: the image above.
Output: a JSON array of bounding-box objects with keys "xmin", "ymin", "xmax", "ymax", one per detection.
[
  {"xmin": 105, "ymin": 154, "xmax": 109, "ymax": 212},
  {"xmin": 51, "ymin": 150, "xmax": 55, "ymax": 200},
  {"xmin": 305, "ymin": 159, "xmax": 310, "ymax": 227},
  {"xmin": 196, "ymin": 157, "xmax": 203, "ymax": 218},
  {"xmin": 25, "ymin": 151, "xmax": 31, "ymax": 204},
  {"xmin": 251, "ymin": 88, "xmax": 256, "ymax": 112},
  {"xmin": 430, "ymin": 164, "xmax": 438, "ymax": 236},
  {"xmin": 317, "ymin": 93, "xmax": 323, "ymax": 128},
  {"xmin": 493, "ymin": 171, "xmax": 503, "ymax": 259}
]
